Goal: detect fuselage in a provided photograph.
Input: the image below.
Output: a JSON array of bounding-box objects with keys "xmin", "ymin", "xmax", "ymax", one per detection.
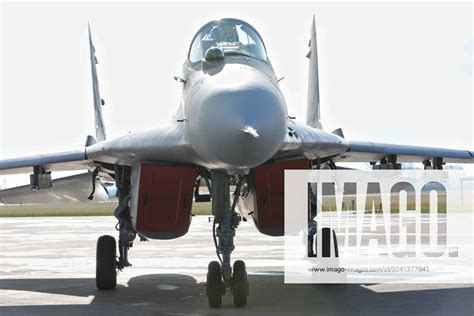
[
  {"xmin": 181, "ymin": 55, "xmax": 287, "ymax": 172},
  {"xmin": 178, "ymin": 19, "xmax": 288, "ymax": 173}
]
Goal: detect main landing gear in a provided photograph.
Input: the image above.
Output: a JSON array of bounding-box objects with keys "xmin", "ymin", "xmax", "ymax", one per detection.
[
  {"xmin": 206, "ymin": 171, "xmax": 249, "ymax": 308},
  {"xmin": 96, "ymin": 235, "xmax": 117, "ymax": 290},
  {"xmin": 96, "ymin": 165, "xmax": 136, "ymax": 291}
]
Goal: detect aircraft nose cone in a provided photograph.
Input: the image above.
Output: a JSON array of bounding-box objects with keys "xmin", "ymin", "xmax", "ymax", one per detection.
[{"xmin": 191, "ymin": 70, "xmax": 287, "ymax": 170}]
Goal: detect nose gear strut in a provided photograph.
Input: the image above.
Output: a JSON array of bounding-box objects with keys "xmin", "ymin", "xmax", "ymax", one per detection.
[{"xmin": 207, "ymin": 171, "xmax": 249, "ymax": 308}]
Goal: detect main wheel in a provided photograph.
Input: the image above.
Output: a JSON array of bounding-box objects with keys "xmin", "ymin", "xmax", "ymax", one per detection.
[
  {"xmin": 206, "ymin": 261, "xmax": 223, "ymax": 308},
  {"xmin": 321, "ymin": 227, "xmax": 339, "ymax": 258},
  {"xmin": 232, "ymin": 260, "xmax": 248, "ymax": 307},
  {"xmin": 96, "ymin": 235, "xmax": 117, "ymax": 290}
]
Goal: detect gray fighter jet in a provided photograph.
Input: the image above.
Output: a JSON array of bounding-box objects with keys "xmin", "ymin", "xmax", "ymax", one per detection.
[{"xmin": 1, "ymin": 17, "xmax": 472, "ymax": 307}]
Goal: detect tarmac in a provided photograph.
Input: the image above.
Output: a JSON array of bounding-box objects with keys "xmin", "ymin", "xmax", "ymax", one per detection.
[{"xmin": 1, "ymin": 216, "xmax": 473, "ymax": 315}]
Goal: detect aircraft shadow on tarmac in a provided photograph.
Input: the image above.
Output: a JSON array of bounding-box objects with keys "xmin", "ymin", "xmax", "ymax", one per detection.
[{"xmin": 0, "ymin": 273, "xmax": 473, "ymax": 316}]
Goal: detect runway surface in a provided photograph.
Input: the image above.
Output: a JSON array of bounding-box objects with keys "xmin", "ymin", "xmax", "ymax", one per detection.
[{"xmin": 1, "ymin": 216, "xmax": 473, "ymax": 315}]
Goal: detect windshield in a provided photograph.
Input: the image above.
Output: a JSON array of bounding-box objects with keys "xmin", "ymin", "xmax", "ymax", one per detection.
[{"xmin": 189, "ymin": 19, "xmax": 267, "ymax": 62}]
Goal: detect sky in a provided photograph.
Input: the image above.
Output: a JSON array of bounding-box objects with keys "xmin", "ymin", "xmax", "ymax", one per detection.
[{"xmin": 1, "ymin": 1, "xmax": 473, "ymax": 187}]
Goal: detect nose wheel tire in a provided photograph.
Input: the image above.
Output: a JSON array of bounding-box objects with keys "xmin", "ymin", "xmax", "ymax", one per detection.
[
  {"xmin": 232, "ymin": 260, "xmax": 249, "ymax": 307},
  {"xmin": 206, "ymin": 261, "xmax": 224, "ymax": 308},
  {"xmin": 96, "ymin": 235, "xmax": 117, "ymax": 290}
]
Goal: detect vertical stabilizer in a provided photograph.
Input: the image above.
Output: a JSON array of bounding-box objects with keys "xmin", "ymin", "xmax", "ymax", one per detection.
[
  {"xmin": 88, "ymin": 23, "xmax": 107, "ymax": 142},
  {"xmin": 306, "ymin": 15, "xmax": 322, "ymax": 130}
]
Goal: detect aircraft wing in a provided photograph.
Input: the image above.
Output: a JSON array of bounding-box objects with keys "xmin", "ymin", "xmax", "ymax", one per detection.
[
  {"xmin": 0, "ymin": 172, "xmax": 109, "ymax": 205},
  {"xmin": 0, "ymin": 124, "xmax": 196, "ymax": 178},
  {"xmin": 334, "ymin": 141, "xmax": 474, "ymax": 164},
  {"xmin": 0, "ymin": 149, "xmax": 93, "ymax": 175},
  {"xmin": 0, "ymin": 128, "xmax": 192, "ymax": 206},
  {"xmin": 274, "ymin": 121, "xmax": 473, "ymax": 165}
]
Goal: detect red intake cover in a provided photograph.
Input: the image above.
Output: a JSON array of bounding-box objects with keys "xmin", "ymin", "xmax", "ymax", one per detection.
[
  {"xmin": 135, "ymin": 164, "xmax": 197, "ymax": 239},
  {"xmin": 253, "ymin": 159, "xmax": 310, "ymax": 236}
]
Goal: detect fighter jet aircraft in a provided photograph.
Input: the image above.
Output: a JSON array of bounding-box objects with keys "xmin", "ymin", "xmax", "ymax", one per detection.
[{"xmin": 1, "ymin": 17, "xmax": 472, "ymax": 308}]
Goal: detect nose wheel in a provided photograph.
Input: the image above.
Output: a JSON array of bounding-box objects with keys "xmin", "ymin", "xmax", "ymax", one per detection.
[
  {"xmin": 206, "ymin": 261, "xmax": 224, "ymax": 308},
  {"xmin": 232, "ymin": 260, "xmax": 249, "ymax": 307},
  {"xmin": 206, "ymin": 260, "xmax": 249, "ymax": 308}
]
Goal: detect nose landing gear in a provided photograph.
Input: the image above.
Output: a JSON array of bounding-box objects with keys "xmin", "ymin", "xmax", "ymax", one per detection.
[{"xmin": 206, "ymin": 171, "xmax": 249, "ymax": 308}]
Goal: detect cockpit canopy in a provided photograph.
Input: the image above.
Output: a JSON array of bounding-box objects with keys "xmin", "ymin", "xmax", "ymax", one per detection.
[{"xmin": 189, "ymin": 19, "xmax": 267, "ymax": 63}]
